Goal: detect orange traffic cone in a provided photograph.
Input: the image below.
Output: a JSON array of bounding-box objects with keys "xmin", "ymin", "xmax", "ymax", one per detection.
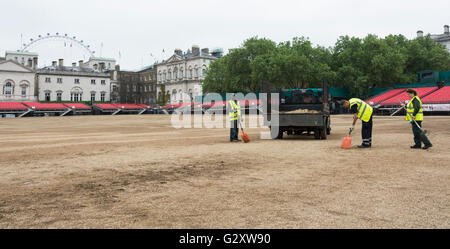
[
  {"xmin": 341, "ymin": 135, "xmax": 351, "ymax": 149},
  {"xmin": 341, "ymin": 128, "xmax": 352, "ymax": 149}
]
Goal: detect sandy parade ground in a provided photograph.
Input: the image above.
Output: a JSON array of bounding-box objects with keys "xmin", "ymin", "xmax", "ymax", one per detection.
[{"xmin": 0, "ymin": 114, "xmax": 449, "ymax": 228}]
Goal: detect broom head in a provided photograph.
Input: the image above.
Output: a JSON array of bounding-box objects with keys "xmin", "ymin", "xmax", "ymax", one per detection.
[
  {"xmin": 241, "ymin": 131, "xmax": 250, "ymax": 143},
  {"xmin": 341, "ymin": 135, "xmax": 351, "ymax": 149}
]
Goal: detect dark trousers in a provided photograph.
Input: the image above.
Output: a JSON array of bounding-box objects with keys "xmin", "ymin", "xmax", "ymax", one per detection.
[
  {"xmin": 361, "ymin": 114, "xmax": 373, "ymax": 146},
  {"xmin": 412, "ymin": 121, "xmax": 432, "ymax": 147},
  {"xmin": 230, "ymin": 120, "xmax": 239, "ymax": 141}
]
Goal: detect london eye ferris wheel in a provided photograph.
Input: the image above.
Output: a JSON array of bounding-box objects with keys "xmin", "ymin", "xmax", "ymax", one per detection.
[{"xmin": 20, "ymin": 33, "xmax": 99, "ymax": 67}]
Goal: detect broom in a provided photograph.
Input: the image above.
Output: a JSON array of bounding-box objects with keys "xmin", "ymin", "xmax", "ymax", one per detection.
[
  {"xmin": 398, "ymin": 102, "xmax": 429, "ymax": 138},
  {"xmin": 238, "ymin": 119, "xmax": 250, "ymax": 143}
]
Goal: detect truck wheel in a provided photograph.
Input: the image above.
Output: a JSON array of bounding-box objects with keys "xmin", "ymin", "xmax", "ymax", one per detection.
[
  {"xmin": 270, "ymin": 126, "xmax": 283, "ymax": 139},
  {"xmin": 320, "ymin": 126, "xmax": 327, "ymax": 140},
  {"xmin": 277, "ymin": 131, "xmax": 283, "ymax": 139},
  {"xmin": 314, "ymin": 129, "xmax": 321, "ymax": 139},
  {"xmin": 326, "ymin": 118, "xmax": 331, "ymax": 135}
]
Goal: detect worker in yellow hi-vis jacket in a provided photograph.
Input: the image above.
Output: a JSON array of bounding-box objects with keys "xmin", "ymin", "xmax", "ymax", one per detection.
[
  {"xmin": 342, "ymin": 98, "xmax": 374, "ymax": 148},
  {"xmin": 402, "ymin": 88, "xmax": 432, "ymax": 150},
  {"xmin": 227, "ymin": 94, "xmax": 241, "ymax": 142}
]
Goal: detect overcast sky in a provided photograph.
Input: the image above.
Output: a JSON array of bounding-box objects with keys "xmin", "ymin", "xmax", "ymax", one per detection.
[{"xmin": 1, "ymin": 0, "xmax": 449, "ymax": 70}]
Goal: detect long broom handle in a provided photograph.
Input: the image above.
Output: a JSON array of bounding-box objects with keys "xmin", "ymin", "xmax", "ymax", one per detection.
[
  {"xmin": 400, "ymin": 105, "xmax": 423, "ymax": 130},
  {"xmin": 390, "ymin": 106, "xmax": 404, "ymax": 116},
  {"xmin": 238, "ymin": 118, "xmax": 244, "ymax": 131}
]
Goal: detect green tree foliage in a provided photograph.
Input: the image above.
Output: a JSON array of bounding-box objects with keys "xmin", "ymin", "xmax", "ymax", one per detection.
[
  {"xmin": 157, "ymin": 84, "xmax": 170, "ymax": 106},
  {"xmin": 202, "ymin": 34, "xmax": 450, "ymax": 96}
]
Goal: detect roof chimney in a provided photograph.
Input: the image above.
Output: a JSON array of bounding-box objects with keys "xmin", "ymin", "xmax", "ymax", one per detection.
[
  {"xmin": 115, "ymin": 64, "xmax": 120, "ymax": 71},
  {"xmin": 201, "ymin": 48, "xmax": 209, "ymax": 55},
  {"xmin": 72, "ymin": 62, "xmax": 76, "ymax": 68},
  {"xmin": 93, "ymin": 64, "xmax": 98, "ymax": 71},
  {"xmin": 79, "ymin": 60, "xmax": 84, "ymax": 67},
  {"xmin": 174, "ymin": 48, "xmax": 182, "ymax": 56},
  {"xmin": 52, "ymin": 61, "xmax": 57, "ymax": 67},
  {"xmin": 33, "ymin": 57, "xmax": 38, "ymax": 70},
  {"xmin": 445, "ymin": 25, "xmax": 449, "ymax": 35},
  {"xmin": 192, "ymin": 45, "xmax": 200, "ymax": 56},
  {"xmin": 99, "ymin": 62, "xmax": 105, "ymax": 72},
  {"xmin": 58, "ymin": 58, "xmax": 64, "ymax": 67},
  {"xmin": 417, "ymin": 30, "xmax": 423, "ymax": 38}
]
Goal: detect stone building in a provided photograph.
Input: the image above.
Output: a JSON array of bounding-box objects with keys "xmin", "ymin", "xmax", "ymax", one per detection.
[
  {"xmin": 0, "ymin": 51, "xmax": 38, "ymax": 102},
  {"xmin": 111, "ymin": 65, "xmax": 157, "ymax": 105},
  {"xmin": 155, "ymin": 46, "xmax": 222, "ymax": 104},
  {"xmin": 37, "ymin": 59, "xmax": 111, "ymax": 102},
  {"xmin": 417, "ymin": 25, "xmax": 450, "ymax": 52}
]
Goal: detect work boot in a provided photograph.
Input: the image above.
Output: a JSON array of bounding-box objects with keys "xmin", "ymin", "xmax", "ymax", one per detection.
[
  {"xmin": 410, "ymin": 145, "xmax": 421, "ymax": 149},
  {"xmin": 422, "ymin": 144, "xmax": 433, "ymax": 150},
  {"xmin": 357, "ymin": 144, "xmax": 371, "ymax": 148}
]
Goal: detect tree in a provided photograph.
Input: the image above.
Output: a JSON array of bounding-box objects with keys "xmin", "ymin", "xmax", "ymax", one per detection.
[
  {"xmin": 157, "ymin": 84, "xmax": 169, "ymax": 106},
  {"xmin": 203, "ymin": 34, "xmax": 450, "ymax": 96}
]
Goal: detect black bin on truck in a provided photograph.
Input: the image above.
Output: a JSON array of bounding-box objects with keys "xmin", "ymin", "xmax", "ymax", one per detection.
[{"xmin": 263, "ymin": 80, "xmax": 331, "ymax": 140}]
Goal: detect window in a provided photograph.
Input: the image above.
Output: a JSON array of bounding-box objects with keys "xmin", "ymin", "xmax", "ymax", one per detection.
[
  {"xmin": 202, "ymin": 69, "xmax": 206, "ymax": 77},
  {"xmin": 195, "ymin": 68, "xmax": 199, "ymax": 77},
  {"xmin": 45, "ymin": 92, "xmax": 50, "ymax": 101},
  {"xmin": 101, "ymin": 92, "xmax": 105, "ymax": 102},
  {"xmin": 101, "ymin": 80, "xmax": 106, "ymax": 85},
  {"xmin": 57, "ymin": 78, "xmax": 63, "ymax": 83},
  {"xmin": 21, "ymin": 87, "xmax": 27, "ymax": 97},
  {"xmin": 71, "ymin": 93, "xmax": 79, "ymax": 102},
  {"xmin": 133, "ymin": 85, "xmax": 137, "ymax": 92},
  {"xmin": 57, "ymin": 92, "xmax": 62, "ymax": 101},
  {"xmin": 113, "ymin": 85, "xmax": 118, "ymax": 92},
  {"xmin": 21, "ymin": 57, "xmax": 25, "ymax": 65},
  {"xmin": 74, "ymin": 78, "xmax": 80, "ymax": 84},
  {"xmin": 45, "ymin": 77, "xmax": 51, "ymax": 83},
  {"xmin": 4, "ymin": 82, "xmax": 13, "ymax": 95},
  {"xmin": 189, "ymin": 69, "xmax": 193, "ymax": 78},
  {"xmin": 91, "ymin": 92, "xmax": 96, "ymax": 102},
  {"xmin": 91, "ymin": 79, "xmax": 96, "ymax": 85}
]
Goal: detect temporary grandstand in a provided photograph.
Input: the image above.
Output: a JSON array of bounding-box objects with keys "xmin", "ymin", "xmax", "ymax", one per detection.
[
  {"xmin": 367, "ymin": 84, "xmax": 450, "ymax": 115},
  {"xmin": 0, "ymin": 101, "xmax": 158, "ymax": 118},
  {"xmin": 92, "ymin": 103, "xmax": 152, "ymax": 115}
]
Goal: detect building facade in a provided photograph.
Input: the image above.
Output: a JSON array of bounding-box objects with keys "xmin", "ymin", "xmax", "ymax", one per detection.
[
  {"xmin": 155, "ymin": 46, "xmax": 222, "ymax": 104},
  {"xmin": 417, "ymin": 25, "xmax": 450, "ymax": 52},
  {"xmin": 111, "ymin": 65, "xmax": 157, "ymax": 105},
  {"xmin": 0, "ymin": 51, "xmax": 38, "ymax": 102},
  {"xmin": 82, "ymin": 57, "xmax": 116, "ymax": 71},
  {"xmin": 37, "ymin": 59, "xmax": 111, "ymax": 102}
]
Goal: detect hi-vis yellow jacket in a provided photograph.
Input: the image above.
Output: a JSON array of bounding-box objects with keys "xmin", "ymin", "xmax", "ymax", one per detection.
[
  {"xmin": 349, "ymin": 98, "xmax": 373, "ymax": 122},
  {"xmin": 228, "ymin": 100, "xmax": 241, "ymax": 121},
  {"xmin": 405, "ymin": 96, "xmax": 424, "ymax": 121}
]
